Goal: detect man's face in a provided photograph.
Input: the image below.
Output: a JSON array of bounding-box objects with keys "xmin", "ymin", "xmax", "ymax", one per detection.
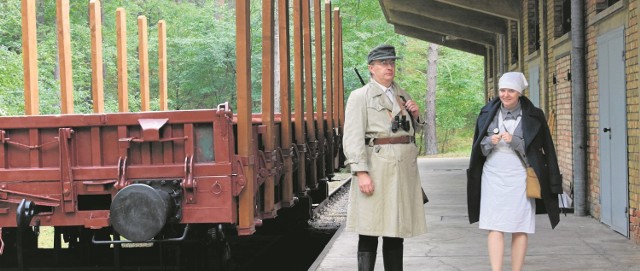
[{"xmin": 368, "ymin": 59, "xmax": 396, "ymax": 86}]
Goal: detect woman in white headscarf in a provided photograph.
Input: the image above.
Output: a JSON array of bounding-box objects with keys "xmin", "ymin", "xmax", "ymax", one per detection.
[{"xmin": 467, "ymin": 72, "xmax": 563, "ymax": 271}]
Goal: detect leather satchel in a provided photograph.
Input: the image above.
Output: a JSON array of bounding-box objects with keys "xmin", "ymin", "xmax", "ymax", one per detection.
[
  {"xmin": 525, "ymin": 166, "xmax": 541, "ymax": 199},
  {"xmin": 516, "ymin": 152, "xmax": 542, "ymax": 199}
]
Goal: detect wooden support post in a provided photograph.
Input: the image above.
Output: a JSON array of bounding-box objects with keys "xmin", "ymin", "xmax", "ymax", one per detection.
[
  {"xmin": 116, "ymin": 8, "xmax": 128, "ymax": 112},
  {"xmin": 89, "ymin": 0, "xmax": 104, "ymax": 113},
  {"xmin": 337, "ymin": 14, "xmax": 345, "ymax": 168},
  {"xmin": 236, "ymin": 0, "xmax": 256, "ymax": 236},
  {"xmin": 56, "ymin": 0, "xmax": 73, "ymax": 114},
  {"xmin": 138, "ymin": 16, "xmax": 150, "ymax": 112},
  {"xmin": 338, "ymin": 14, "xmax": 345, "ymax": 134},
  {"xmin": 293, "ymin": 0, "xmax": 306, "ymax": 194},
  {"xmin": 21, "ymin": 0, "xmax": 39, "ymax": 115},
  {"xmin": 261, "ymin": 0, "xmax": 276, "ymax": 218},
  {"xmin": 324, "ymin": 0, "xmax": 334, "ymax": 176},
  {"xmin": 302, "ymin": 0, "xmax": 317, "ymax": 190},
  {"xmin": 314, "ymin": 0, "xmax": 326, "ymax": 181},
  {"xmin": 278, "ymin": 0, "xmax": 294, "ymax": 206},
  {"xmin": 332, "ymin": 8, "xmax": 340, "ymax": 139},
  {"xmin": 332, "ymin": 8, "xmax": 341, "ymax": 170},
  {"xmin": 158, "ymin": 20, "xmax": 168, "ymax": 111}
]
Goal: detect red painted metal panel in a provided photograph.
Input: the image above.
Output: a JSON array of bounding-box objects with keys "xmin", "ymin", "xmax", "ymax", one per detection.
[
  {"xmin": 162, "ymin": 125, "xmax": 175, "ymax": 164},
  {"xmin": 181, "ymin": 176, "xmax": 235, "ymax": 223},
  {"xmin": 101, "ymin": 126, "xmax": 119, "ymax": 165},
  {"xmin": 0, "ymin": 109, "xmax": 238, "ymax": 229},
  {"xmin": 39, "ymin": 129, "xmax": 59, "ymax": 168},
  {"xmin": 0, "ymin": 132, "xmax": 5, "ymax": 169}
]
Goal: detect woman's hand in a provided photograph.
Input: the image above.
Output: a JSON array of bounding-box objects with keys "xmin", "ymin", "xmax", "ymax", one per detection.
[
  {"xmin": 500, "ymin": 132, "xmax": 512, "ymax": 144},
  {"xmin": 491, "ymin": 134, "xmax": 501, "ymax": 145},
  {"xmin": 357, "ymin": 171, "xmax": 374, "ymax": 196}
]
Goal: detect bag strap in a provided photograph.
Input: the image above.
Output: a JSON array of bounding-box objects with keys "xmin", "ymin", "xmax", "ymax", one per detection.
[
  {"xmin": 498, "ymin": 110, "xmax": 527, "ymax": 168},
  {"xmin": 398, "ymin": 95, "xmax": 414, "ymax": 136},
  {"xmin": 514, "ymin": 151, "xmax": 528, "ymax": 169}
]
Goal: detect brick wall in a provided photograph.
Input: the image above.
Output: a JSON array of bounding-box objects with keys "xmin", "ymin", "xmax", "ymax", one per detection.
[
  {"xmin": 555, "ymin": 55, "xmax": 573, "ymax": 192},
  {"xmin": 544, "ymin": 0, "xmax": 557, "ymax": 130},
  {"xmin": 520, "ymin": 0, "xmax": 640, "ymax": 243},
  {"xmin": 584, "ymin": 0, "xmax": 602, "ymax": 220},
  {"xmin": 626, "ymin": 0, "xmax": 640, "ymax": 244},
  {"xmin": 584, "ymin": 0, "xmax": 640, "ymax": 243}
]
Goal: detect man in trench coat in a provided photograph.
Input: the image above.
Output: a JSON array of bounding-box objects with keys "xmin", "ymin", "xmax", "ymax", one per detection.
[{"xmin": 343, "ymin": 44, "xmax": 427, "ymax": 271}]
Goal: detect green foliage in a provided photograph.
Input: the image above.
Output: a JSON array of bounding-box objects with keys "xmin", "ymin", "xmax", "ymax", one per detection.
[
  {"xmin": 0, "ymin": 1, "xmax": 22, "ymax": 54},
  {"xmin": 0, "ymin": 0, "xmax": 485, "ymax": 156},
  {"xmin": 0, "ymin": 46, "xmax": 24, "ymax": 116},
  {"xmin": 0, "ymin": 0, "xmax": 242, "ymax": 115},
  {"xmin": 389, "ymin": 40, "xmax": 485, "ymax": 154},
  {"xmin": 333, "ymin": 0, "xmax": 405, "ymax": 92}
]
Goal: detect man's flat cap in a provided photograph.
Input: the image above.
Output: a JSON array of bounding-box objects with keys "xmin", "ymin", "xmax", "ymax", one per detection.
[{"xmin": 367, "ymin": 44, "xmax": 402, "ymax": 64}]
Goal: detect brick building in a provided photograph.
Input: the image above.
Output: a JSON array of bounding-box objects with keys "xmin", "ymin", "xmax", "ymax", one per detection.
[{"xmin": 380, "ymin": 0, "xmax": 640, "ymax": 244}]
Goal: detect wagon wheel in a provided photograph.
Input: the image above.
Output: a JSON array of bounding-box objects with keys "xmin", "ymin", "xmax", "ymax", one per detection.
[
  {"xmin": 0, "ymin": 227, "xmax": 38, "ymax": 267},
  {"xmin": 215, "ymin": 239, "xmax": 232, "ymax": 271},
  {"xmin": 204, "ymin": 225, "xmax": 232, "ymax": 271}
]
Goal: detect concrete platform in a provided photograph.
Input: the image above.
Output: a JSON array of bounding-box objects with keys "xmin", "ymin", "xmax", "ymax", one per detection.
[{"xmin": 311, "ymin": 157, "xmax": 640, "ymax": 270}]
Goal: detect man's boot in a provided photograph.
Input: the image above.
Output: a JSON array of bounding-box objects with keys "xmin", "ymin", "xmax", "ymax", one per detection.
[
  {"xmin": 382, "ymin": 247, "xmax": 403, "ymax": 271},
  {"xmin": 357, "ymin": 251, "xmax": 376, "ymax": 271}
]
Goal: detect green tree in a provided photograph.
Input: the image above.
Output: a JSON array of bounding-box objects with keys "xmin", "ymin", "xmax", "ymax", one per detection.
[
  {"xmin": 0, "ymin": 46, "xmax": 24, "ymax": 116},
  {"xmin": 0, "ymin": 0, "xmax": 485, "ymax": 156},
  {"xmin": 433, "ymin": 48, "xmax": 484, "ymax": 153},
  {"xmin": 333, "ymin": 0, "xmax": 405, "ymax": 92},
  {"xmin": 395, "ymin": 40, "xmax": 485, "ymax": 155}
]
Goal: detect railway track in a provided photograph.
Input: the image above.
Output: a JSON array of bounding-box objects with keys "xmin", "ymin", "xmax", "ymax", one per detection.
[
  {"xmin": 226, "ymin": 174, "xmax": 350, "ymax": 271},
  {"xmin": 0, "ymin": 175, "xmax": 351, "ymax": 271}
]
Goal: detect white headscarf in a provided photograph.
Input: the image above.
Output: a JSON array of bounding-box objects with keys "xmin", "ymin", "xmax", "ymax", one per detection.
[{"xmin": 498, "ymin": 72, "xmax": 528, "ymax": 93}]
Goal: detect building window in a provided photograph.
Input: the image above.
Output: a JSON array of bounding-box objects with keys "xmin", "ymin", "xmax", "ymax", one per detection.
[
  {"xmin": 510, "ymin": 21, "xmax": 519, "ymax": 64},
  {"xmin": 527, "ymin": 0, "xmax": 540, "ymax": 54},
  {"xmin": 554, "ymin": 0, "xmax": 571, "ymax": 38},
  {"xmin": 596, "ymin": 0, "xmax": 621, "ymax": 12}
]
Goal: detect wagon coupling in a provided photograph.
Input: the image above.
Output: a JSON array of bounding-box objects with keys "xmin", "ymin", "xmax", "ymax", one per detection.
[{"xmin": 109, "ymin": 183, "xmax": 179, "ymax": 242}]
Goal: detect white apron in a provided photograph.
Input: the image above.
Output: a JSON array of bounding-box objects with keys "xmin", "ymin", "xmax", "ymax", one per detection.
[{"xmin": 478, "ymin": 113, "xmax": 535, "ymax": 233}]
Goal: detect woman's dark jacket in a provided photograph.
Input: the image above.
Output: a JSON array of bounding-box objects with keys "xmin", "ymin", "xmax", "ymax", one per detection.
[{"xmin": 467, "ymin": 96, "xmax": 562, "ymax": 229}]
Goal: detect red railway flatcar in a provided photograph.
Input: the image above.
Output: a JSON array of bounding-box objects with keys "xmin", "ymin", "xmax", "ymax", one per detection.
[{"xmin": 0, "ymin": 1, "xmax": 345, "ymax": 269}]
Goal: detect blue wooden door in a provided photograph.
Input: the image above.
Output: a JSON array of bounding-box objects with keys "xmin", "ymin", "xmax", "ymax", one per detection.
[{"xmin": 597, "ymin": 27, "xmax": 628, "ymax": 237}]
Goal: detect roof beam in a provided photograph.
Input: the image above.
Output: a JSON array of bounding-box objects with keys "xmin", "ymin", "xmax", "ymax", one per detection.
[
  {"xmin": 395, "ymin": 25, "xmax": 487, "ymax": 56},
  {"xmin": 389, "ymin": 10, "xmax": 496, "ymax": 46},
  {"xmin": 385, "ymin": 0, "xmax": 507, "ymax": 34},
  {"xmin": 435, "ymin": 0, "xmax": 520, "ymax": 21}
]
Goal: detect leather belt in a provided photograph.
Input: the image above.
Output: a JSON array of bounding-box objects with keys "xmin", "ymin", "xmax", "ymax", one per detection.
[{"xmin": 365, "ymin": 136, "xmax": 415, "ymax": 145}]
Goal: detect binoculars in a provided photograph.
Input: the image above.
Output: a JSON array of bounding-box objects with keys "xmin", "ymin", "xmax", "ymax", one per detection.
[{"xmin": 392, "ymin": 115, "xmax": 411, "ymax": 133}]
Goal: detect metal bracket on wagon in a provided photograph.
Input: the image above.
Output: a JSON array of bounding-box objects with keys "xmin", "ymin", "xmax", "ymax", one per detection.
[
  {"xmin": 216, "ymin": 102, "xmax": 233, "ymax": 118},
  {"xmin": 115, "ymin": 156, "xmax": 129, "ymax": 190},
  {"xmin": 59, "ymin": 128, "xmax": 76, "ymax": 213},
  {"xmin": 272, "ymin": 147, "xmax": 285, "ymax": 176},
  {"xmin": 291, "ymin": 144, "xmax": 302, "ymax": 171},
  {"xmin": 232, "ymin": 155, "xmax": 250, "ymax": 196},
  {"xmin": 256, "ymin": 151, "xmax": 271, "ymax": 186},
  {"xmin": 182, "ymin": 155, "xmax": 197, "ymax": 204},
  {"xmin": 306, "ymin": 140, "xmax": 319, "ymax": 161}
]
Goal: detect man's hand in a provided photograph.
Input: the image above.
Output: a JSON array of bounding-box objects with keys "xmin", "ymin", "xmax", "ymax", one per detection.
[
  {"xmin": 403, "ymin": 99, "xmax": 420, "ymax": 119},
  {"xmin": 357, "ymin": 171, "xmax": 374, "ymax": 196}
]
